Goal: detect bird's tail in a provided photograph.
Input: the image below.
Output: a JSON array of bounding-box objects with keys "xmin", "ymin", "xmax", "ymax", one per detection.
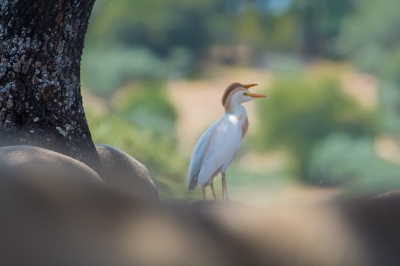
[{"xmin": 186, "ymin": 175, "xmax": 198, "ymax": 191}]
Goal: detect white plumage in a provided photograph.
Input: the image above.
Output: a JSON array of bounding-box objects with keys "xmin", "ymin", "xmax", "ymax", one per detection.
[
  {"xmin": 186, "ymin": 122, "xmax": 218, "ymax": 190},
  {"xmin": 198, "ymin": 114, "xmax": 242, "ymax": 187},
  {"xmin": 186, "ymin": 83, "xmax": 268, "ymax": 201}
]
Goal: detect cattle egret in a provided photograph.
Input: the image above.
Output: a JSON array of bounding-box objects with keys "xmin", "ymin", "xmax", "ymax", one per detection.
[{"xmin": 186, "ymin": 83, "xmax": 268, "ymax": 201}]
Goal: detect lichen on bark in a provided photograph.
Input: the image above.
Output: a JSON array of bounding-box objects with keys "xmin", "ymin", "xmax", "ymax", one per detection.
[{"xmin": 0, "ymin": 0, "xmax": 101, "ymax": 172}]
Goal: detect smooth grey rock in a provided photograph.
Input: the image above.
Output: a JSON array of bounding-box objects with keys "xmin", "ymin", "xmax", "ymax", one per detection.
[
  {"xmin": 0, "ymin": 145, "xmax": 102, "ymax": 183},
  {"xmin": 95, "ymin": 144, "xmax": 159, "ymax": 201},
  {"xmin": 374, "ymin": 189, "xmax": 400, "ymax": 199}
]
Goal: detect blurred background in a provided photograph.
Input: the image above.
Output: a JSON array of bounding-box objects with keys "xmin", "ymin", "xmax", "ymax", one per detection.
[{"xmin": 81, "ymin": 0, "xmax": 400, "ymax": 204}]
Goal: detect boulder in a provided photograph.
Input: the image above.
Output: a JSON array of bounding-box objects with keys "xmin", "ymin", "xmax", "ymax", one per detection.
[
  {"xmin": 95, "ymin": 144, "xmax": 158, "ymax": 200},
  {"xmin": 373, "ymin": 189, "xmax": 400, "ymax": 200},
  {"xmin": 0, "ymin": 145, "xmax": 102, "ymax": 183}
]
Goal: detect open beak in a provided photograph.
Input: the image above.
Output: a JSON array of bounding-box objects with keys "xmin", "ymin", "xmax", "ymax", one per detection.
[
  {"xmin": 243, "ymin": 84, "xmax": 268, "ymax": 98},
  {"xmin": 243, "ymin": 84, "xmax": 258, "ymax": 89},
  {"xmin": 247, "ymin": 93, "xmax": 268, "ymax": 98}
]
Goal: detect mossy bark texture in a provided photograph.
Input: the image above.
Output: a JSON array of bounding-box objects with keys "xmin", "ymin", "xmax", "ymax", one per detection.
[{"xmin": 0, "ymin": 0, "xmax": 101, "ymax": 171}]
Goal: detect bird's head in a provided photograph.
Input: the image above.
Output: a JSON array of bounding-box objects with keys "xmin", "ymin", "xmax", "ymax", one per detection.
[{"xmin": 222, "ymin": 83, "xmax": 268, "ymax": 107}]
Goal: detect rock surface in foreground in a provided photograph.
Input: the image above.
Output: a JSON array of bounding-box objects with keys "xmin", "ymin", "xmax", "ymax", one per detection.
[
  {"xmin": 95, "ymin": 144, "xmax": 159, "ymax": 201},
  {"xmin": 2, "ymin": 145, "xmax": 400, "ymax": 265},
  {"xmin": 0, "ymin": 145, "xmax": 102, "ymax": 183}
]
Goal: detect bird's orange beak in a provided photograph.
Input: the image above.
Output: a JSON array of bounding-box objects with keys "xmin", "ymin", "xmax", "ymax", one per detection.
[
  {"xmin": 243, "ymin": 84, "xmax": 268, "ymax": 98},
  {"xmin": 243, "ymin": 84, "xmax": 258, "ymax": 89},
  {"xmin": 247, "ymin": 93, "xmax": 268, "ymax": 98}
]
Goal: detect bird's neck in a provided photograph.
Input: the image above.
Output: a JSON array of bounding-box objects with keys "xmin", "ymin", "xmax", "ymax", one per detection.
[
  {"xmin": 225, "ymin": 101, "xmax": 246, "ymax": 117},
  {"xmin": 225, "ymin": 101, "xmax": 249, "ymax": 138}
]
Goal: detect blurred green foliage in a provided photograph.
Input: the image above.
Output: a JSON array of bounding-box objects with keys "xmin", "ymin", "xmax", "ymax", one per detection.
[
  {"xmin": 82, "ymin": 0, "xmax": 358, "ymax": 95},
  {"xmin": 83, "ymin": 82, "xmax": 197, "ymax": 200},
  {"xmin": 291, "ymin": 0, "xmax": 354, "ymax": 58},
  {"xmin": 86, "ymin": 100, "xmax": 190, "ymax": 200},
  {"xmin": 112, "ymin": 82, "xmax": 177, "ymax": 140},
  {"xmin": 338, "ymin": 0, "xmax": 400, "ymax": 77},
  {"xmin": 308, "ymin": 133, "xmax": 400, "ymax": 195},
  {"xmin": 337, "ymin": 0, "xmax": 400, "ymax": 139},
  {"xmin": 82, "ymin": 48, "xmax": 167, "ymax": 96},
  {"xmin": 83, "ymin": 0, "xmax": 300, "ymax": 95},
  {"xmin": 257, "ymin": 68, "xmax": 378, "ymax": 181}
]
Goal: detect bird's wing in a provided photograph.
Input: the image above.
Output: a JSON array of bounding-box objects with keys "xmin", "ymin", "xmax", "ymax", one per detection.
[
  {"xmin": 186, "ymin": 122, "xmax": 218, "ymax": 190},
  {"xmin": 198, "ymin": 115, "xmax": 242, "ymax": 187}
]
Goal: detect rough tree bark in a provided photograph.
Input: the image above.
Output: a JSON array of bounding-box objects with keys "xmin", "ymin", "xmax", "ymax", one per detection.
[{"xmin": 0, "ymin": 0, "xmax": 101, "ymax": 172}]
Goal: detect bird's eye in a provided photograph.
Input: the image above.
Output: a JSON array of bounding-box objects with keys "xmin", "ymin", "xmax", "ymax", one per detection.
[{"xmin": 243, "ymin": 92, "xmax": 248, "ymax": 96}]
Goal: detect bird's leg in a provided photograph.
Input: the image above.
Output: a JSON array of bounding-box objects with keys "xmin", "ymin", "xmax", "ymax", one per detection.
[
  {"xmin": 222, "ymin": 173, "xmax": 226, "ymax": 200},
  {"xmin": 221, "ymin": 175, "xmax": 225, "ymax": 200},
  {"xmin": 222, "ymin": 172, "xmax": 230, "ymax": 201},
  {"xmin": 211, "ymin": 183, "xmax": 217, "ymax": 200},
  {"xmin": 202, "ymin": 186, "xmax": 206, "ymax": 201}
]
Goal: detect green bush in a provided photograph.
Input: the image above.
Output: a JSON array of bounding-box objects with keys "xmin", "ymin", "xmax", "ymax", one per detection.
[
  {"xmin": 82, "ymin": 47, "xmax": 167, "ymax": 96},
  {"xmin": 337, "ymin": 0, "xmax": 400, "ymax": 141},
  {"xmin": 308, "ymin": 133, "xmax": 400, "ymax": 195},
  {"xmin": 86, "ymin": 107, "xmax": 190, "ymax": 200},
  {"xmin": 257, "ymin": 72, "xmax": 378, "ymax": 181},
  {"xmin": 112, "ymin": 82, "xmax": 177, "ymax": 141},
  {"xmin": 83, "ymin": 81, "xmax": 193, "ymax": 200},
  {"xmin": 81, "ymin": 46, "xmax": 194, "ymax": 97}
]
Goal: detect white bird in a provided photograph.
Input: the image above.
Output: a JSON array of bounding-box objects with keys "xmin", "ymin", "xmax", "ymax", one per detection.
[{"xmin": 186, "ymin": 83, "xmax": 268, "ymax": 201}]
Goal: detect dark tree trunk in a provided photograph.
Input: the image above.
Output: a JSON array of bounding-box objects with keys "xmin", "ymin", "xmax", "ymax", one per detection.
[{"xmin": 0, "ymin": 0, "xmax": 101, "ymax": 172}]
